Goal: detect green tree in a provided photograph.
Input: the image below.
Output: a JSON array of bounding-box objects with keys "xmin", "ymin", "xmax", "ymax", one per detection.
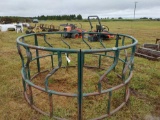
[
  {"xmin": 77, "ymin": 14, "xmax": 82, "ymax": 20},
  {"xmin": 118, "ymin": 17, "xmax": 123, "ymax": 19}
]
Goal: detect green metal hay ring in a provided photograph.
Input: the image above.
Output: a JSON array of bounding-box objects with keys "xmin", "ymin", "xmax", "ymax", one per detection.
[{"xmin": 17, "ymin": 31, "xmax": 138, "ymax": 120}]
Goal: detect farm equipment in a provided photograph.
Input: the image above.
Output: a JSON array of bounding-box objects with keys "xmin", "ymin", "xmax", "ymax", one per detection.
[
  {"xmin": 39, "ymin": 24, "xmax": 48, "ymax": 31},
  {"xmin": 48, "ymin": 24, "xmax": 59, "ymax": 32},
  {"xmin": 61, "ymin": 23, "xmax": 85, "ymax": 38},
  {"xmin": 135, "ymin": 38, "xmax": 160, "ymax": 60},
  {"xmin": 25, "ymin": 24, "xmax": 42, "ymax": 34},
  {"xmin": 26, "ymin": 24, "xmax": 60, "ymax": 34},
  {"xmin": 40, "ymin": 24, "xmax": 59, "ymax": 32},
  {"xmin": 87, "ymin": 16, "xmax": 114, "ymax": 42}
]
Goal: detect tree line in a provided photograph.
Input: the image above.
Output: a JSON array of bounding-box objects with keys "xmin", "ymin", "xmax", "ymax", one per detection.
[
  {"xmin": 0, "ymin": 14, "xmax": 83, "ymax": 23},
  {"xmin": 0, "ymin": 16, "xmax": 31, "ymax": 23},
  {"xmin": 36, "ymin": 14, "xmax": 82, "ymax": 20},
  {"xmin": 1, "ymin": 15, "xmax": 159, "ymax": 24}
]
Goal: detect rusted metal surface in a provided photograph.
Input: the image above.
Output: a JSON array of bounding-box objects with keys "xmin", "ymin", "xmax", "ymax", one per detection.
[
  {"xmin": 135, "ymin": 38, "xmax": 160, "ymax": 60},
  {"xmin": 17, "ymin": 31, "xmax": 137, "ymax": 120}
]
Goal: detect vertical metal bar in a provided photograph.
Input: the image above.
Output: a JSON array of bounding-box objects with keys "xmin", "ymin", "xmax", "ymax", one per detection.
[
  {"xmin": 125, "ymin": 83, "xmax": 129, "ymax": 102},
  {"xmin": 28, "ymin": 85, "xmax": 33, "ymax": 105},
  {"xmin": 121, "ymin": 36, "xmax": 125, "ymax": 46},
  {"xmin": 51, "ymin": 55, "xmax": 54, "ymax": 68},
  {"xmin": 122, "ymin": 36, "xmax": 127, "ymax": 82},
  {"xmin": 98, "ymin": 55, "xmax": 102, "ymax": 68},
  {"xmin": 22, "ymin": 78, "xmax": 26, "ymax": 91},
  {"xmin": 58, "ymin": 51, "xmax": 62, "ymax": 67},
  {"xmin": 107, "ymin": 91, "xmax": 112, "ymax": 115},
  {"xmin": 49, "ymin": 93, "xmax": 53, "ymax": 118},
  {"xmin": 77, "ymin": 49, "xmax": 83, "ymax": 120},
  {"xmin": 115, "ymin": 34, "xmax": 119, "ymax": 47},
  {"xmin": 22, "ymin": 67, "xmax": 28, "ymax": 91},
  {"xmin": 113, "ymin": 34, "xmax": 120, "ymax": 71},
  {"xmin": 129, "ymin": 39, "xmax": 136, "ymax": 75},
  {"xmin": 27, "ymin": 64, "xmax": 31, "ymax": 80},
  {"xmin": 98, "ymin": 82, "xmax": 102, "ymax": 93},
  {"xmin": 17, "ymin": 43, "xmax": 25, "ymax": 67},
  {"xmin": 131, "ymin": 39, "xmax": 136, "ymax": 58},
  {"xmin": 34, "ymin": 34, "xmax": 40, "ymax": 72},
  {"xmin": 26, "ymin": 48, "xmax": 31, "ymax": 80}
]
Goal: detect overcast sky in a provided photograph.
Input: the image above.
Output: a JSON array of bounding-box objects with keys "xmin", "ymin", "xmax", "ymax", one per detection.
[{"xmin": 0, "ymin": 0, "xmax": 160, "ymax": 19}]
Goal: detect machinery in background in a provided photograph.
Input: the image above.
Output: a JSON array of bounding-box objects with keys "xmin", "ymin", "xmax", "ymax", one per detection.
[
  {"xmin": 40, "ymin": 24, "xmax": 59, "ymax": 32},
  {"xmin": 87, "ymin": 15, "xmax": 115, "ymax": 42},
  {"xmin": 61, "ymin": 23, "xmax": 85, "ymax": 38},
  {"xmin": 25, "ymin": 24, "xmax": 41, "ymax": 34},
  {"xmin": 25, "ymin": 24, "xmax": 60, "ymax": 34},
  {"xmin": 135, "ymin": 38, "xmax": 160, "ymax": 60}
]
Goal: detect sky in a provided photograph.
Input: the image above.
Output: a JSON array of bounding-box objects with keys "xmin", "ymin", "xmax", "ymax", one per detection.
[{"xmin": 0, "ymin": 0, "xmax": 160, "ymax": 19}]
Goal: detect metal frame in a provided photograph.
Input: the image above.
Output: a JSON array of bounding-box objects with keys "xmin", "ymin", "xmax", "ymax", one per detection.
[
  {"xmin": 135, "ymin": 38, "xmax": 160, "ymax": 60},
  {"xmin": 17, "ymin": 31, "xmax": 138, "ymax": 120}
]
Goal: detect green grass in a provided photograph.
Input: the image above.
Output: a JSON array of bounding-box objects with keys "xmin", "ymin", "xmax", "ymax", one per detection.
[{"xmin": 0, "ymin": 20, "xmax": 160, "ymax": 120}]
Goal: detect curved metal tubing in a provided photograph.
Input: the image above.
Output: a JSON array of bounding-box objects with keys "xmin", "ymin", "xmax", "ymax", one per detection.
[{"xmin": 17, "ymin": 31, "xmax": 138, "ymax": 120}]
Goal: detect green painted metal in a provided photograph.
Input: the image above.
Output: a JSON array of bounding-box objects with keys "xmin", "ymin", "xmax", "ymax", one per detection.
[
  {"xmin": 107, "ymin": 91, "xmax": 112, "ymax": 115},
  {"xmin": 34, "ymin": 34, "xmax": 40, "ymax": 72},
  {"xmin": 17, "ymin": 31, "xmax": 138, "ymax": 120},
  {"xmin": 77, "ymin": 50, "xmax": 84, "ymax": 120},
  {"xmin": 61, "ymin": 34, "xmax": 71, "ymax": 49},
  {"xmin": 82, "ymin": 33, "xmax": 91, "ymax": 49},
  {"xmin": 44, "ymin": 34, "xmax": 53, "ymax": 47},
  {"xmin": 98, "ymin": 55, "xmax": 102, "ymax": 68},
  {"xmin": 49, "ymin": 93, "xmax": 53, "ymax": 117}
]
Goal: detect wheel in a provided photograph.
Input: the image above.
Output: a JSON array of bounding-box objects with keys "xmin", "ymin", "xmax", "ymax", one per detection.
[
  {"xmin": 71, "ymin": 33, "xmax": 79, "ymax": 39},
  {"xmin": 25, "ymin": 30, "xmax": 30, "ymax": 34},
  {"xmin": 71, "ymin": 30, "xmax": 79, "ymax": 38}
]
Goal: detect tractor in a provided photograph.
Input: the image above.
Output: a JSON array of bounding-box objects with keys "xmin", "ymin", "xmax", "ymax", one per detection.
[
  {"xmin": 61, "ymin": 23, "xmax": 85, "ymax": 38},
  {"xmin": 87, "ymin": 15, "xmax": 114, "ymax": 42}
]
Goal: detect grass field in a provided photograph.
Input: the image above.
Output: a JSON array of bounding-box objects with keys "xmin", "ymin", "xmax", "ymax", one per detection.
[{"xmin": 0, "ymin": 20, "xmax": 160, "ymax": 120}]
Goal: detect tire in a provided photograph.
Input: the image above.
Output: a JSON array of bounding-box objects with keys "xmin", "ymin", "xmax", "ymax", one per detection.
[
  {"xmin": 70, "ymin": 30, "xmax": 78, "ymax": 38},
  {"xmin": 71, "ymin": 33, "xmax": 79, "ymax": 39},
  {"xmin": 25, "ymin": 30, "xmax": 30, "ymax": 34}
]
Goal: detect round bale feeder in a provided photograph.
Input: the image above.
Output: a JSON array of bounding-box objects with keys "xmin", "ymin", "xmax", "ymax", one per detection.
[{"xmin": 17, "ymin": 31, "xmax": 138, "ymax": 120}]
